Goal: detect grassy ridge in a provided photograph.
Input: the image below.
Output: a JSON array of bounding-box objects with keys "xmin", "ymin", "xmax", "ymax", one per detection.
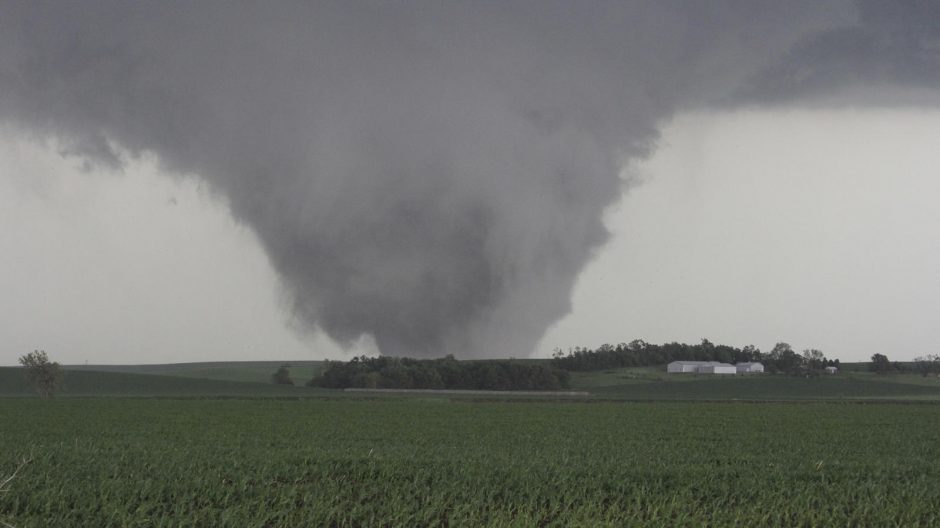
[
  {"xmin": 571, "ymin": 367, "xmax": 940, "ymax": 400},
  {"xmin": 1, "ymin": 399, "xmax": 938, "ymax": 526},
  {"xmin": 63, "ymin": 361, "xmax": 326, "ymax": 384},
  {"xmin": 5, "ymin": 362, "xmax": 940, "ymax": 400},
  {"xmin": 0, "ymin": 367, "xmax": 314, "ymax": 398}
]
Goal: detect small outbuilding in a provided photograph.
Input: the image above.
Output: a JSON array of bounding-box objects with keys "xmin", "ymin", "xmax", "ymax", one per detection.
[
  {"xmin": 735, "ymin": 362, "xmax": 765, "ymax": 374},
  {"xmin": 825, "ymin": 366, "xmax": 838, "ymax": 375}
]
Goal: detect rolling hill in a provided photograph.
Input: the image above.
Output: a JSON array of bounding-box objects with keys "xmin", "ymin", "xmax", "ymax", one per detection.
[{"xmin": 0, "ymin": 367, "xmax": 316, "ymax": 398}]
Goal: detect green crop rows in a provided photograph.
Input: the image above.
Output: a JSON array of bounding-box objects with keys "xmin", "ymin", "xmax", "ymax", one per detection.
[{"xmin": 1, "ymin": 399, "xmax": 938, "ymax": 526}]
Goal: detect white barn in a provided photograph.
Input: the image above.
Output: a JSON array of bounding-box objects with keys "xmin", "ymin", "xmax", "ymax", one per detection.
[
  {"xmin": 667, "ymin": 361, "xmax": 703, "ymax": 373},
  {"xmin": 667, "ymin": 361, "xmax": 736, "ymax": 374},
  {"xmin": 735, "ymin": 362, "xmax": 764, "ymax": 374},
  {"xmin": 698, "ymin": 363, "xmax": 737, "ymax": 374}
]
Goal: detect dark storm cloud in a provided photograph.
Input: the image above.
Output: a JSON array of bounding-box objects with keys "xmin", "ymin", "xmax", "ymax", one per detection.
[
  {"xmin": 737, "ymin": 0, "xmax": 940, "ymax": 104},
  {"xmin": 0, "ymin": 2, "xmax": 933, "ymax": 357}
]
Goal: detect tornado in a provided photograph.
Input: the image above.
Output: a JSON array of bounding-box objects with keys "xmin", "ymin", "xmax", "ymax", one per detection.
[{"xmin": 0, "ymin": 1, "xmax": 935, "ymax": 357}]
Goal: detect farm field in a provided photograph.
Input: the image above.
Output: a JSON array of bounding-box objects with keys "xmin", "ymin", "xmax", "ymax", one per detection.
[{"xmin": 1, "ymin": 398, "xmax": 939, "ymax": 527}]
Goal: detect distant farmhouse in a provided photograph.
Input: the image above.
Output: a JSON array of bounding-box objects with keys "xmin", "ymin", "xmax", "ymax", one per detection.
[
  {"xmin": 825, "ymin": 366, "xmax": 838, "ymax": 375},
  {"xmin": 667, "ymin": 361, "xmax": 764, "ymax": 375}
]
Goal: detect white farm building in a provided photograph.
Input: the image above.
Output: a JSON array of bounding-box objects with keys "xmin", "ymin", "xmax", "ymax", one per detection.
[
  {"xmin": 667, "ymin": 361, "xmax": 703, "ymax": 373},
  {"xmin": 667, "ymin": 361, "xmax": 764, "ymax": 375},
  {"xmin": 667, "ymin": 361, "xmax": 737, "ymax": 374},
  {"xmin": 736, "ymin": 362, "xmax": 764, "ymax": 374}
]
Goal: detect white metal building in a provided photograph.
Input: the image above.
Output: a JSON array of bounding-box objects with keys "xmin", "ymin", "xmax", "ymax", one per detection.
[
  {"xmin": 667, "ymin": 361, "xmax": 736, "ymax": 374},
  {"xmin": 735, "ymin": 362, "xmax": 765, "ymax": 374},
  {"xmin": 667, "ymin": 361, "xmax": 703, "ymax": 373},
  {"xmin": 698, "ymin": 363, "xmax": 737, "ymax": 374}
]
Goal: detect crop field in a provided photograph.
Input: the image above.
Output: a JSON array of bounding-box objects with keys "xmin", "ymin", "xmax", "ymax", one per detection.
[{"xmin": 2, "ymin": 398, "xmax": 939, "ymax": 527}]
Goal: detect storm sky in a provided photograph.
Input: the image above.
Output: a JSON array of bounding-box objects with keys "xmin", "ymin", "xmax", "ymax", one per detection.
[{"xmin": 1, "ymin": 1, "xmax": 938, "ymax": 364}]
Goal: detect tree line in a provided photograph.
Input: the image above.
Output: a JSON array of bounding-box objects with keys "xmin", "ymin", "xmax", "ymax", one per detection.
[
  {"xmin": 308, "ymin": 355, "xmax": 571, "ymax": 391},
  {"xmin": 550, "ymin": 339, "xmax": 839, "ymax": 375},
  {"xmin": 870, "ymin": 353, "xmax": 940, "ymax": 376},
  {"xmin": 912, "ymin": 354, "xmax": 940, "ymax": 376}
]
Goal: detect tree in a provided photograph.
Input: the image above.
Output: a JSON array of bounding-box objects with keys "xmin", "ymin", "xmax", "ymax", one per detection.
[
  {"xmin": 740, "ymin": 345, "xmax": 761, "ymax": 362},
  {"xmin": 766, "ymin": 342, "xmax": 804, "ymax": 374},
  {"xmin": 18, "ymin": 350, "xmax": 61, "ymax": 398},
  {"xmin": 271, "ymin": 365, "xmax": 294, "ymax": 385},
  {"xmin": 802, "ymin": 349, "xmax": 826, "ymax": 370},
  {"xmin": 870, "ymin": 353, "xmax": 892, "ymax": 374},
  {"xmin": 913, "ymin": 355, "xmax": 940, "ymax": 377}
]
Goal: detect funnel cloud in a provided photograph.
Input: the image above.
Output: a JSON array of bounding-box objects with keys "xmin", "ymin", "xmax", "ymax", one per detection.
[{"xmin": 0, "ymin": 2, "xmax": 936, "ymax": 357}]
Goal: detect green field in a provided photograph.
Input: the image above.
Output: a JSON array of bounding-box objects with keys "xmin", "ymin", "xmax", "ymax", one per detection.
[
  {"xmin": 571, "ymin": 367, "xmax": 940, "ymax": 400},
  {"xmin": 1, "ymin": 398, "xmax": 938, "ymax": 526},
  {"xmin": 5, "ymin": 361, "xmax": 940, "ymax": 401},
  {"xmin": 3, "ymin": 363, "xmax": 940, "ymax": 526},
  {"xmin": 62, "ymin": 361, "xmax": 326, "ymax": 385},
  {"xmin": 0, "ymin": 367, "xmax": 314, "ymax": 398}
]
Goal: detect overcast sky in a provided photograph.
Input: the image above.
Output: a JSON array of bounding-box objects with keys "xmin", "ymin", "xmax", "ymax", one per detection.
[
  {"xmin": 541, "ymin": 109, "xmax": 940, "ymax": 362},
  {"xmin": 2, "ymin": 108, "xmax": 938, "ymax": 365},
  {"xmin": 1, "ymin": 2, "xmax": 938, "ymax": 365}
]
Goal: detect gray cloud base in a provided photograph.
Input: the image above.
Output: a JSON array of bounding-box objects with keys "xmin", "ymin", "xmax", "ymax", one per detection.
[{"xmin": 0, "ymin": 1, "xmax": 934, "ymax": 357}]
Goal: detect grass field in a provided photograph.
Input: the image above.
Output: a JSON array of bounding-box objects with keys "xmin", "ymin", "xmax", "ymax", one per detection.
[
  {"xmin": 3, "ymin": 362, "xmax": 939, "ymax": 525},
  {"xmin": 1, "ymin": 398, "xmax": 938, "ymax": 526},
  {"xmin": 62, "ymin": 361, "xmax": 326, "ymax": 385},
  {"xmin": 0, "ymin": 367, "xmax": 313, "ymax": 398},
  {"xmin": 5, "ymin": 363, "xmax": 940, "ymax": 401},
  {"xmin": 571, "ymin": 367, "xmax": 940, "ymax": 400}
]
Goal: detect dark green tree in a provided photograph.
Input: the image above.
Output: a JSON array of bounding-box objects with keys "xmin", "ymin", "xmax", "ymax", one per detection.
[
  {"xmin": 271, "ymin": 365, "xmax": 294, "ymax": 385},
  {"xmin": 802, "ymin": 349, "xmax": 826, "ymax": 370},
  {"xmin": 311, "ymin": 355, "xmax": 569, "ymax": 390},
  {"xmin": 740, "ymin": 345, "xmax": 761, "ymax": 362},
  {"xmin": 766, "ymin": 342, "xmax": 804, "ymax": 374},
  {"xmin": 869, "ymin": 353, "xmax": 892, "ymax": 374},
  {"xmin": 18, "ymin": 350, "xmax": 61, "ymax": 398}
]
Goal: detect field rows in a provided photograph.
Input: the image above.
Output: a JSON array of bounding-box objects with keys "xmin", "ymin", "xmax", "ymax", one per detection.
[{"xmin": 1, "ymin": 399, "xmax": 938, "ymax": 526}]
